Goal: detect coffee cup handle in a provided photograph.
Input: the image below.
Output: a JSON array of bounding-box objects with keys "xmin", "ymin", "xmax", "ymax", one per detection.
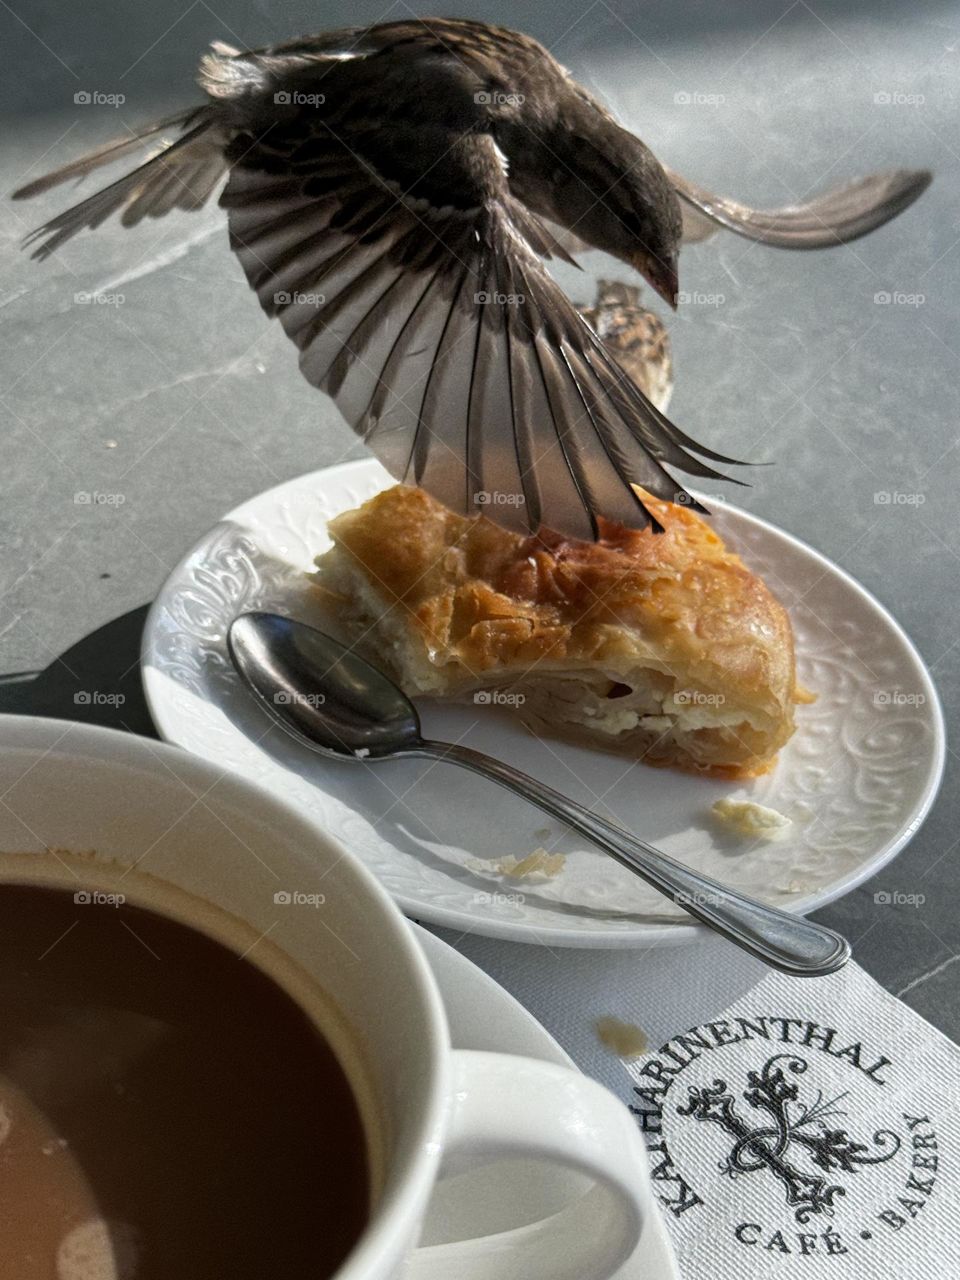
[{"xmin": 405, "ymin": 1050, "xmax": 648, "ymax": 1280}]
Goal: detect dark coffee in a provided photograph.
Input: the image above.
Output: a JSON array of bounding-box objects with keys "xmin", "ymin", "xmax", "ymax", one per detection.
[{"xmin": 0, "ymin": 882, "xmax": 369, "ymax": 1280}]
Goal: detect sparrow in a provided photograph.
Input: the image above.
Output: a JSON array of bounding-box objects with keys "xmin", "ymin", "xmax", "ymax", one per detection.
[
  {"xmin": 576, "ymin": 280, "xmax": 673, "ymax": 415},
  {"xmin": 12, "ymin": 19, "xmax": 931, "ymax": 540}
]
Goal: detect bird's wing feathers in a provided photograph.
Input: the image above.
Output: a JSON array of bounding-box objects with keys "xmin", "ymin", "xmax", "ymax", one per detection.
[
  {"xmin": 670, "ymin": 166, "xmax": 932, "ymax": 247},
  {"xmin": 223, "ymin": 121, "xmax": 736, "ymax": 539},
  {"xmin": 15, "ymin": 114, "xmax": 226, "ymax": 260},
  {"xmin": 12, "ymin": 39, "xmax": 745, "ymax": 540},
  {"xmin": 678, "ymin": 202, "xmax": 722, "ymax": 245},
  {"xmin": 12, "ymin": 109, "xmax": 205, "ymax": 200}
]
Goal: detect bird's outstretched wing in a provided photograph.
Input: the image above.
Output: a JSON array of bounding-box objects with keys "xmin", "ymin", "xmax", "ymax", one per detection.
[
  {"xmin": 221, "ymin": 110, "xmax": 740, "ymax": 540},
  {"xmin": 669, "ymin": 167, "xmax": 932, "ymax": 247},
  {"xmin": 11, "ymin": 37, "xmax": 744, "ymax": 540}
]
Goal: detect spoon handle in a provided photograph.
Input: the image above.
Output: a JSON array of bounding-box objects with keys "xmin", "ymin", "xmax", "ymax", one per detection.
[{"xmin": 417, "ymin": 740, "xmax": 849, "ymax": 976}]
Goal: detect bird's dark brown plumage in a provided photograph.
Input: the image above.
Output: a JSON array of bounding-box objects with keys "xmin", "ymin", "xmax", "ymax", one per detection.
[{"xmin": 11, "ymin": 18, "xmax": 931, "ymax": 539}]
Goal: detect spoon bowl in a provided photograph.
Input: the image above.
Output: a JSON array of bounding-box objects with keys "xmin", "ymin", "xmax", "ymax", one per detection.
[{"xmin": 228, "ymin": 611, "xmax": 421, "ymax": 759}]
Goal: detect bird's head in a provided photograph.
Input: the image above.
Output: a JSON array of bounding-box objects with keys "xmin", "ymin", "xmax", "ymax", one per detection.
[{"xmin": 628, "ymin": 157, "xmax": 683, "ymax": 311}]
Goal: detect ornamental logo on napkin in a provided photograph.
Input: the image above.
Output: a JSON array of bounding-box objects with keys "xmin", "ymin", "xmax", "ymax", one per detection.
[{"xmin": 629, "ymin": 1000, "xmax": 942, "ymax": 1267}]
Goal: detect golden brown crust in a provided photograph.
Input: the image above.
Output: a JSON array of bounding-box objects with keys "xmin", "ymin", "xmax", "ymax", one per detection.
[{"xmin": 318, "ymin": 484, "xmax": 801, "ymax": 776}]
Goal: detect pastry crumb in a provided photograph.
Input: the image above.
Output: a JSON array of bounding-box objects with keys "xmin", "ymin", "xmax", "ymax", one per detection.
[
  {"xmin": 711, "ymin": 798, "xmax": 792, "ymax": 840},
  {"xmin": 470, "ymin": 847, "xmax": 566, "ymax": 882},
  {"xmin": 595, "ymin": 1016, "xmax": 648, "ymax": 1060},
  {"xmin": 495, "ymin": 848, "xmax": 566, "ymax": 880}
]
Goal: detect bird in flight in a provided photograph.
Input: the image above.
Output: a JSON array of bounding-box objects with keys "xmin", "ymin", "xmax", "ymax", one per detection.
[{"xmin": 13, "ymin": 19, "xmax": 931, "ymax": 539}]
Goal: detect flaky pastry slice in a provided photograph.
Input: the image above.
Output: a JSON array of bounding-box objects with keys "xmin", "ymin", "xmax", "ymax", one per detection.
[{"xmin": 313, "ymin": 484, "xmax": 807, "ymax": 777}]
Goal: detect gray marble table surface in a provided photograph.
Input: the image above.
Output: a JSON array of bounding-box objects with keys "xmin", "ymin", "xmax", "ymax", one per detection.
[{"xmin": 1, "ymin": 1, "xmax": 957, "ymax": 1035}]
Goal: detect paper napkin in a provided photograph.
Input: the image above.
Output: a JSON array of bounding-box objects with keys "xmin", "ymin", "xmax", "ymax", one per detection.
[{"xmin": 625, "ymin": 961, "xmax": 957, "ymax": 1277}]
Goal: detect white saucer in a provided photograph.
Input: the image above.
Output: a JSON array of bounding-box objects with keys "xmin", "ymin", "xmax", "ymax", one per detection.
[
  {"xmin": 142, "ymin": 458, "xmax": 945, "ymax": 948},
  {"xmin": 410, "ymin": 922, "xmax": 678, "ymax": 1279}
]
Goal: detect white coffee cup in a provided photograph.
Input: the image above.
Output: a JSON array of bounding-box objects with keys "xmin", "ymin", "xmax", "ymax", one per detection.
[{"xmin": 0, "ymin": 716, "xmax": 653, "ymax": 1280}]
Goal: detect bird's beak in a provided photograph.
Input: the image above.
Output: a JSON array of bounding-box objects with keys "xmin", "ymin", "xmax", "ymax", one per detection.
[{"xmin": 635, "ymin": 251, "xmax": 679, "ymax": 311}]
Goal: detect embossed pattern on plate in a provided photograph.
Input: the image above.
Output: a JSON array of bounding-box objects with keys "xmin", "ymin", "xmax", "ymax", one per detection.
[{"xmin": 142, "ymin": 459, "xmax": 944, "ymax": 948}]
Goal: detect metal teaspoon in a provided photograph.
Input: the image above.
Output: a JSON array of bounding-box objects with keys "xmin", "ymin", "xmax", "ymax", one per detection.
[{"xmin": 228, "ymin": 611, "xmax": 850, "ymax": 976}]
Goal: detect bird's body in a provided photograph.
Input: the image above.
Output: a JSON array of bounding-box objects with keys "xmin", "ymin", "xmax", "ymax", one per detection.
[
  {"xmin": 204, "ymin": 19, "xmax": 685, "ymax": 303},
  {"xmin": 12, "ymin": 18, "xmax": 930, "ymax": 539}
]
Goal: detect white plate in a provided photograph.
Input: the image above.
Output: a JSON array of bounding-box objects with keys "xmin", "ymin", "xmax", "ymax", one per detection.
[
  {"xmin": 411, "ymin": 921, "xmax": 678, "ymax": 1278},
  {"xmin": 142, "ymin": 458, "xmax": 945, "ymax": 948}
]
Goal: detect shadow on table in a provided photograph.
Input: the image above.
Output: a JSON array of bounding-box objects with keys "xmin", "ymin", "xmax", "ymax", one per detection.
[{"xmin": 0, "ymin": 605, "xmax": 157, "ymax": 737}]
